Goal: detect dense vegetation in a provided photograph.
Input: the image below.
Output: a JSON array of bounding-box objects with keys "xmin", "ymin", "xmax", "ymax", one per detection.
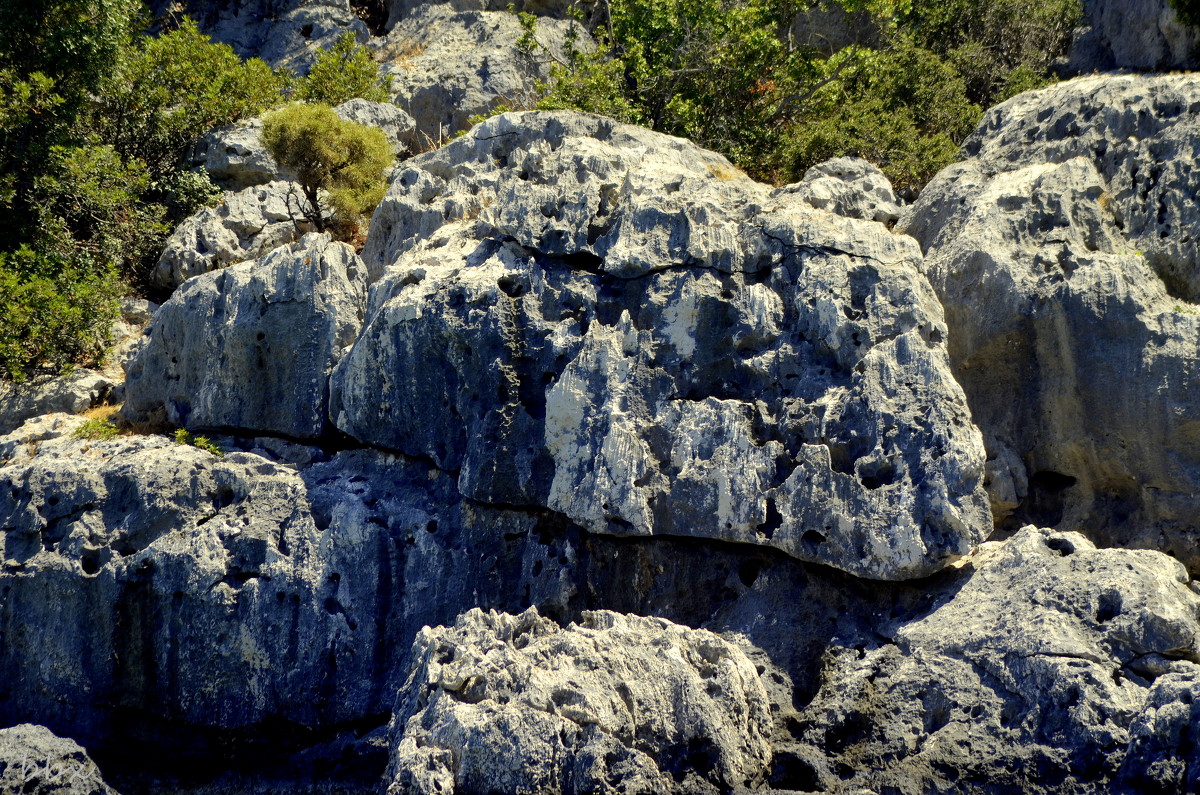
[
  {"xmin": 534, "ymin": 0, "xmax": 1081, "ymax": 189},
  {"xmin": 0, "ymin": 2, "xmax": 390, "ymax": 381}
]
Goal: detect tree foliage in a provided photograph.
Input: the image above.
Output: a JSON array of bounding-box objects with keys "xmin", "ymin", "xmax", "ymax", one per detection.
[
  {"xmin": 262, "ymin": 103, "xmax": 393, "ymax": 235},
  {"xmin": 525, "ymin": 0, "xmax": 1081, "ymax": 188},
  {"xmin": 297, "ymin": 31, "xmax": 390, "ymax": 105}
]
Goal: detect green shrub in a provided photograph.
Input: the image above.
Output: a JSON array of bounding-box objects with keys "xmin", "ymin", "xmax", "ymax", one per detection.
[
  {"xmin": 74, "ymin": 417, "xmax": 121, "ymax": 441},
  {"xmin": 1170, "ymin": 0, "xmax": 1200, "ymax": 27},
  {"xmin": 87, "ymin": 18, "xmax": 289, "ymax": 181},
  {"xmin": 0, "ymin": 246, "xmax": 120, "ymax": 382},
  {"xmin": 297, "ymin": 32, "xmax": 390, "ymax": 105},
  {"xmin": 262, "ymin": 103, "xmax": 393, "ymax": 236},
  {"xmin": 173, "ymin": 428, "xmax": 224, "ymax": 457}
]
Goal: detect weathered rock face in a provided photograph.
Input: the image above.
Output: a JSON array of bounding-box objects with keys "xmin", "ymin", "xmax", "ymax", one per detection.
[
  {"xmin": 150, "ymin": 0, "xmax": 372, "ymax": 71},
  {"xmin": 378, "ymin": 8, "xmax": 589, "ymax": 146},
  {"xmin": 385, "ymin": 608, "xmax": 772, "ymax": 795},
  {"xmin": 1064, "ymin": 0, "xmax": 1199, "ymax": 74},
  {"xmin": 154, "ymin": 180, "xmax": 303, "ymax": 289},
  {"xmin": 192, "ymin": 100, "xmax": 414, "ymax": 191},
  {"xmin": 780, "ymin": 156, "xmax": 902, "ymax": 225},
  {"xmin": 332, "ymin": 110, "xmax": 991, "ymax": 580},
  {"xmin": 0, "ymin": 724, "xmax": 120, "ymax": 795},
  {"xmin": 898, "ymin": 74, "xmax": 1200, "ymax": 574},
  {"xmin": 781, "ymin": 526, "xmax": 1200, "ymax": 794},
  {"xmin": 126, "ymin": 234, "xmax": 367, "ymax": 439}
]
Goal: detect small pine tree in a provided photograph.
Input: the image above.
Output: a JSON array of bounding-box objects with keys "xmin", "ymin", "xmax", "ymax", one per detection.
[
  {"xmin": 297, "ymin": 32, "xmax": 391, "ymax": 105},
  {"xmin": 261, "ymin": 103, "xmax": 393, "ymax": 237}
]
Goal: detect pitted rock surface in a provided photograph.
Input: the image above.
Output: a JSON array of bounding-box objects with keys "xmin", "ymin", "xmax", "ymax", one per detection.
[
  {"xmin": 385, "ymin": 607, "xmax": 772, "ymax": 795},
  {"xmin": 126, "ymin": 234, "xmax": 367, "ymax": 439},
  {"xmin": 378, "ymin": 8, "xmax": 591, "ymax": 147},
  {"xmin": 899, "ymin": 74, "xmax": 1200, "ymax": 574},
  {"xmin": 333, "ymin": 110, "xmax": 990, "ymax": 580},
  {"xmin": 780, "ymin": 156, "xmax": 902, "ymax": 225},
  {"xmin": 784, "ymin": 527, "xmax": 1200, "ymax": 794},
  {"xmin": 154, "ymin": 180, "xmax": 303, "ymax": 289}
]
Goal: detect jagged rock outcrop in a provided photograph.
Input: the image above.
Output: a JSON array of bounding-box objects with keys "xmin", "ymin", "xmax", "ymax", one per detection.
[
  {"xmin": 1064, "ymin": 0, "xmax": 1199, "ymax": 74},
  {"xmin": 898, "ymin": 73, "xmax": 1200, "ymax": 574},
  {"xmin": 780, "ymin": 526, "xmax": 1200, "ymax": 794},
  {"xmin": 0, "ymin": 724, "xmax": 120, "ymax": 795},
  {"xmin": 126, "ymin": 234, "xmax": 367, "ymax": 439},
  {"xmin": 378, "ymin": 8, "xmax": 590, "ymax": 146},
  {"xmin": 154, "ymin": 180, "xmax": 303, "ymax": 289},
  {"xmin": 192, "ymin": 100, "xmax": 414, "ymax": 190},
  {"xmin": 385, "ymin": 608, "xmax": 772, "ymax": 795},
  {"xmin": 780, "ymin": 156, "xmax": 902, "ymax": 224},
  {"xmin": 333, "ymin": 110, "xmax": 991, "ymax": 581}
]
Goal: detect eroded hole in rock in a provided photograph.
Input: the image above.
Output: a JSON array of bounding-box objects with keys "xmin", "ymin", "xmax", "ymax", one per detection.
[
  {"xmin": 349, "ymin": 0, "xmax": 387, "ymax": 35},
  {"xmin": 299, "ymin": 23, "xmax": 313, "ymax": 38},
  {"xmin": 1045, "ymin": 536, "xmax": 1075, "ymax": 556},
  {"xmin": 758, "ymin": 498, "xmax": 783, "ymax": 539},
  {"xmin": 737, "ymin": 559, "xmax": 761, "ymax": 588},
  {"xmin": 802, "ymin": 529, "xmax": 826, "ymax": 547},
  {"xmin": 1018, "ymin": 470, "xmax": 1077, "ymax": 527},
  {"xmin": 1096, "ymin": 591, "xmax": 1122, "ymax": 623},
  {"xmin": 857, "ymin": 457, "xmax": 897, "ymax": 490}
]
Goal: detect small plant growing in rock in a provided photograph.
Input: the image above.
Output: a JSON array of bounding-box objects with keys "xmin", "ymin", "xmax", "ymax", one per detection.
[
  {"xmin": 174, "ymin": 428, "xmax": 224, "ymax": 457},
  {"xmin": 73, "ymin": 417, "xmax": 121, "ymax": 441},
  {"xmin": 261, "ymin": 102, "xmax": 393, "ymax": 239}
]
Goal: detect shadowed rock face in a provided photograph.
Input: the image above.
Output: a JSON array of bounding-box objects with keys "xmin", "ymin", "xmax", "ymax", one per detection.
[
  {"xmin": 384, "ymin": 608, "xmax": 773, "ymax": 795},
  {"xmin": 899, "ymin": 74, "xmax": 1200, "ymax": 575},
  {"xmin": 1063, "ymin": 0, "xmax": 1199, "ymax": 74},
  {"xmin": 333, "ymin": 110, "xmax": 990, "ymax": 581}
]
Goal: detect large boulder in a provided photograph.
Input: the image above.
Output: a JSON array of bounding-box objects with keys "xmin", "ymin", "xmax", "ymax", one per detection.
[
  {"xmin": 385, "ymin": 0, "xmax": 597, "ymax": 29},
  {"xmin": 783, "ymin": 526, "xmax": 1200, "ymax": 793},
  {"xmin": 780, "ymin": 156, "xmax": 902, "ymax": 224},
  {"xmin": 1063, "ymin": 0, "xmax": 1200, "ymax": 74},
  {"xmin": 153, "ymin": 180, "xmax": 302, "ymax": 289},
  {"xmin": 898, "ymin": 74, "xmax": 1200, "ymax": 573},
  {"xmin": 126, "ymin": 234, "xmax": 367, "ymax": 440},
  {"xmin": 0, "ymin": 724, "xmax": 120, "ymax": 795},
  {"xmin": 332, "ymin": 110, "xmax": 991, "ymax": 580},
  {"xmin": 378, "ymin": 7, "xmax": 590, "ymax": 147},
  {"xmin": 385, "ymin": 607, "xmax": 772, "ymax": 795}
]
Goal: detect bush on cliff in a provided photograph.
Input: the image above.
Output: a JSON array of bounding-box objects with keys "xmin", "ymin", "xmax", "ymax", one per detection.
[
  {"xmin": 262, "ymin": 103, "xmax": 393, "ymax": 238},
  {"xmin": 297, "ymin": 31, "xmax": 391, "ymax": 105}
]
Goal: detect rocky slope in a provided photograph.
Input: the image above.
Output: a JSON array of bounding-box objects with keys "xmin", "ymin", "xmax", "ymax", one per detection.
[{"xmin": 3, "ymin": 31, "xmax": 1200, "ymax": 795}]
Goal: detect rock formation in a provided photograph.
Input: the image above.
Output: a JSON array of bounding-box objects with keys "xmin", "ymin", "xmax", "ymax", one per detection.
[
  {"xmin": 0, "ymin": 724, "xmax": 120, "ymax": 795},
  {"xmin": 333, "ymin": 110, "xmax": 991, "ymax": 580},
  {"xmin": 899, "ymin": 73, "xmax": 1200, "ymax": 574},
  {"xmin": 385, "ymin": 608, "xmax": 772, "ymax": 795},
  {"xmin": 127, "ymin": 234, "xmax": 368, "ymax": 439},
  {"xmin": 1064, "ymin": 0, "xmax": 1199, "ymax": 73}
]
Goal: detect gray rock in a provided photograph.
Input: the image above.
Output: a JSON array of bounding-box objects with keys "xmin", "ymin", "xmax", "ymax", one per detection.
[
  {"xmin": 192, "ymin": 101, "xmax": 414, "ymax": 190},
  {"xmin": 385, "ymin": 607, "xmax": 772, "ymax": 795},
  {"xmin": 779, "ymin": 156, "xmax": 902, "ymax": 225},
  {"xmin": 125, "ymin": 234, "xmax": 367, "ymax": 439},
  {"xmin": 153, "ymin": 180, "xmax": 304, "ymax": 289},
  {"xmin": 378, "ymin": 8, "xmax": 591, "ymax": 147},
  {"xmin": 151, "ymin": 0, "xmax": 371, "ymax": 72},
  {"xmin": 385, "ymin": 0, "xmax": 597, "ymax": 29},
  {"xmin": 784, "ymin": 526, "xmax": 1200, "ymax": 793},
  {"xmin": 0, "ymin": 724, "xmax": 119, "ymax": 795},
  {"xmin": 333, "ymin": 110, "xmax": 991, "ymax": 581},
  {"xmin": 898, "ymin": 74, "xmax": 1200, "ymax": 574},
  {"xmin": 1063, "ymin": 0, "xmax": 1200, "ymax": 73},
  {"xmin": 1115, "ymin": 665, "xmax": 1200, "ymax": 793}
]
